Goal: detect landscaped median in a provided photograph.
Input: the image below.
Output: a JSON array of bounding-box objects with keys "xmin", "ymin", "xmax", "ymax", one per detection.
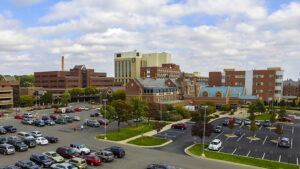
[
  {"xmin": 127, "ymin": 136, "xmax": 170, "ymax": 147},
  {"xmin": 186, "ymin": 144, "xmax": 298, "ymax": 169}
]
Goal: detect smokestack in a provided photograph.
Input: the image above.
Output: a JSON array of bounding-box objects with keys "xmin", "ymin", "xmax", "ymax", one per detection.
[{"xmin": 62, "ymin": 56, "xmax": 64, "ymax": 71}]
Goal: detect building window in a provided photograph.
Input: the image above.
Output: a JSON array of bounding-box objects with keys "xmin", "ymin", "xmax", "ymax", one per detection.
[
  {"xmin": 275, "ymin": 90, "xmax": 281, "ymax": 94},
  {"xmin": 276, "ymin": 75, "xmax": 283, "ymax": 79},
  {"xmin": 269, "ymin": 82, "xmax": 273, "ymax": 86},
  {"xmin": 227, "ymin": 82, "xmax": 231, "ymax": 85},
  {"xmin": 235, "ymin": 82, "xmax": 244, "ymax": 86},
  {"xmin": 116, "ymin": 53, "xmax": 121, "ymax": 57},
  {"xmin": 275, "ymin": 83, "xmax": 282, "ymax": 86},
  {"xmin": 254, "ymin": 75, "xmax": 264, "ymax": 78},
  {"xmin": 226, "ymin": 75, "xmax": 230, "ymax": 79},
  {"xmin": 235, "ymin": 75, "xmax": 245, "ymax": 78},
  {"xmin": 269, "ymin": 74, "xmax": 274, "ymax": 78},
  {"xmin": 202, "ymin": 91, "xmax": 208, "ymax": 97},
  {"xmin": 255, "ymin": 82, "xmax": 264, "ymax": 86},
  {"xmin": 129, "ymin": 61, "xmax": 131, "ymax": 77},
  {"xmin": 268, "ymin": 90, "xmax": 273, "ymax": 93},
  {"xmin": 122, "ymin": 61, "xmax": 124, "ymax": 77},
  {"xmin": 215, "ymin": 91, "xmax": 222, "ymax": 97}
]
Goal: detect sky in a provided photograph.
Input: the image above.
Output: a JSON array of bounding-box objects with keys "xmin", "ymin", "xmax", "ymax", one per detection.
[{"xmin": 0, "ymin": 0, "xmax": 299, "ymax": 80}]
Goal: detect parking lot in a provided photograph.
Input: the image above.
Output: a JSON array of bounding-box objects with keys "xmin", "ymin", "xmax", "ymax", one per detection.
[{"xmin": 208, "ymin": 116, "xmax": 300, "ymax": 165}]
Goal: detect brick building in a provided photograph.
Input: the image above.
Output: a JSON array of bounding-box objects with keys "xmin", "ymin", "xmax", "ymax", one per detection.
[
  {"xmin": 208, "ymin": 67, "xmax": 284, "ymax": 101},
  {"xmin": 140, "ymin": 63, "xmax": 180, "ymax": 79},
  {"xmin": 283, "ymin": 79, "xmax": 300, "ymax": 97},
  {"xmin": 0, "ymin": 76, "xmax": 20, "ymax": 108}
]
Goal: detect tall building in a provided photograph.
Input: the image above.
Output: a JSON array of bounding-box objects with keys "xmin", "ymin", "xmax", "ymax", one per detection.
[
  {"xmin": 0, "ymin": 76, "xmax": 20, "ymax": 108},
  {"xmin": 140, "ymin": 63, "xmax": 180, "ymax": 79},
  {"xmin": 114, "ymin": 50, "xmax": 172, "ymax": 86},
  {"xmin": 283, "ymin": 79, "xmax": 300, "ymax": 97},
  {"xmin": 208, "ymin": 67, "xmax": 284, "ymax": 101}
]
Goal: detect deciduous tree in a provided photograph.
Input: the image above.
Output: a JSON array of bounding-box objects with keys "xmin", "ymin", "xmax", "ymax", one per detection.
[
  {"xmin": 20, "ymin": 95, "xmax": 34, "ymax": 107},
  {"xmin": 40, "ymin": 92, "xmax": 53, "ymax": 105},
  {"xmin": 250, "ymin": 121, "xmax": 258, "ymax": 136},
  {"xmin": 112, "ymin": 89, "xmax": 126, "ymax": 101},
  {"xmin": 112, "ymin": 99, "xmax": 133, "ymax": 132},
  {"xmin": 61, "ymin": 91, "xmax": 71, "ymax": 106},
  {"xmin": 191, "ymin": 121, "xmax": 214, "ymax": 143},
  {"xmin": 130, "ymin": 97, "xmax": 148, "ymax": 126}
]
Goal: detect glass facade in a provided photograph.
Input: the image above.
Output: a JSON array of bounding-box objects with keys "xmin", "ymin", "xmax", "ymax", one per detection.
[
  {"xmin": 125, "ymin": 61, "xmax": 127, "ymax": 77},
  {"xmin": 129, "ymin": 61, "xmax": 131, "ymax": 77}
]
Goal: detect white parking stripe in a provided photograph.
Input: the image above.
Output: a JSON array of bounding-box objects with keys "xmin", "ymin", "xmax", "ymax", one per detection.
[
  {"xmin": 215, "ymin": 131, "xmax": 224, "ymax": 139},
  {"xmin": 226, "ymin": 136, "xmax": 230, "ymax": 141},
  {"xmin": 232, "ymin": 148, "xmax": 237, "ymax": 154},
  {"xmin": 297, "ymin": 157, "xmax": 298, "ymax": 166},
  {"xmin": 237, "ymin": 133, "xmax": 245, "ymax": 142},
  {"xmin": 291, "ymin": 138, "xmax": 293, "ymax": 149},
  {"xmin": 278, "ymin": 155, "xmax": 281, "ymax": 162},
  {"xmin": 259, "ymin": 125, "xmax": 263, "ymax": 130},
  {"xmin": 292, "ymin": 127, "xmax": 294, "ymax": 134},
  {"xmin": 262, "ymin": 153, "xmax": 265, "ymax": 159},
  {"xmin": 249, "ymin": 134, "xmax": 256, "ymax": 143},
  {"xmin": 218, "ymin": 146, "xmax": 224, "ymax": 152},
  {"xmin": 262, "ymin": 136, "xmax": 268, "ymax": 145},
  {"xmin": 246, "ymin": 150, "xmax": 251, "ymax": 157}
]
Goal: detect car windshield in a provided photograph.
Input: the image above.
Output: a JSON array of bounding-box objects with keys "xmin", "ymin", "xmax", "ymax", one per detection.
[
  {"xmin": 93, "ymin": 156, "xmax": 100, "ymax": 160},
  {"xmin": 39, "ymin": 156, "xmax": 47, "ymax": 160},
  {"xmin": 211, "ymin": 141, "xmax": 219, "ymax": 145},
  {"xmin": 216, "ymin": 126, "xmax": 221, "ymax": 129},
  {"xmin": 51, "ymin": 153, "xmax": 59, "ymax": 157},
  {"xmin": 79, "ymin": 145, "xmax": 86, "ymax": 148},
  {"xmin": 68, "ymin": 149, "xmax": 76, "ymax": 154},
  {"xmin": 25, "ymin": 134, "xmax": 30, "ymax": 137},
  {"xmin": 27, "ymin": 161, "xmax": 35, "ymax": 167},
  {"xmin": 41, "ymin": 138, "xmax": 46, "ymax": 140},
  {"xmin": 16, "ymin": 142, "xmax": 25, "ymax": 146}
]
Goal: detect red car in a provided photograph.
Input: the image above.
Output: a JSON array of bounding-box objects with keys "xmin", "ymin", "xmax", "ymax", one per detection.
[
  {"xmin": 80, "ymin": 155, "xmax": 102, "ymax": 166},
  {"xmin": 171, "ymin": 123, "xmax": 187, "ymax": 130},
  {"xmin": 56, "ymin": 146, "xmax": 80, "ymax": 158},
  {"xmin": 50, "ymin": 115, "xmax": 58, "ymax": 120},
  {"xmin": 98, "ymin": 119, "xmax": 108, "ymax": 125},
  {"xmin": 74, "ymin": 108, "xmax": 82, "ymax": 112},
  {"xmin": 277, "ymin": 117, "xmax": 292, "ymax": 122},
  {"xmin": 54, "ymin": 109, "xmax": 62, "ymax": 114},
  {"xmin": 0, "ymin": 113, "xmax": 4, "ymax": 117},
  {"xmin": 14, "ymin": 114, "xmax": 24, "ymax": 119}
]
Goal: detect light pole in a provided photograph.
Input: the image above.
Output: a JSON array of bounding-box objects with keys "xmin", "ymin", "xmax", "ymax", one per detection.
[
  {"xmin": 202, "ymin": 105, "xmax": 208, "ymax": 157},
  {"xmin": 103, "ymin": 99, "xmax": 108, "ymax": 140}
]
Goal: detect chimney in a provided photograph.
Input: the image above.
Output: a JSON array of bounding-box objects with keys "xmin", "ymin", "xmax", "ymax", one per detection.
[{"xmin": 62, "ymin": 56, "xmax": 64, "ymax": 71}]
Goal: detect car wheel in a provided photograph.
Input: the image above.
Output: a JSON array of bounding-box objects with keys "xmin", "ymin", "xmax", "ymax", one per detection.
[
  {"xmin": 40, "ymin": 164, "xmax": 44, "ymax": 168},
  {"xmin": 91, "ymin": 163, "xmax": 94, "ymax": 166}
]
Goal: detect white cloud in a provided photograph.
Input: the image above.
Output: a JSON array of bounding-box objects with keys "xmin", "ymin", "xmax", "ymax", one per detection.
[{"xmin": 12, "ymin": 0, "xmax": 44, "ymax": 6}]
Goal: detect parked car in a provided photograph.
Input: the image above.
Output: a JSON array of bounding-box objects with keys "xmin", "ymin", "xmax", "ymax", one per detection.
[
  {"xmin": 7, "ymin": 136, "xmax": 21, "ymax": 143},
  {"xmin": 105, "ymin": 146, "xmax": 125, "ymax": 158},
  {"xmin": 79, "ymin": 106, "xmax": 89, "ymax": 111},
  {"xmin": 73, "ymin": 116, "xmax": 80, "ymax": 121},
  {"xmin": 14, "ymin": 114, "xmax": 24, "ymax": 119},
  {"xmin": 235, "ymin": 118, "xmax": 243, "ymax": 125},
  {"xmin": 42, "ymin": 116, "xmax": 50, "ymax": 121},
  {"xmin": 56, "ymin": 146, "xmax": 80, "ymax": 159},
  {"xmin": 43, "ymin": 151, "xmax": 65, "ymax": 163},
  {"xmin": 90, "ymin": 150, "xmax": 114, "ymax": 162},
  {"xmin": 90, "ymin": 112, "xmax": 99, "ymax": 117},
  {"xmin": 15, "ymin": 160, "xmax": 41, "ymax": 169},
  {"xmin": 50, "ymin": 115, "xmax": 58, "ymax": 120},
  {"xmin": 66, "ymin": 117, "xmax": 73, "ymax": 123},
  {"xmin": 30, "ymin": 153, "xmax": 54, "ymax": 168},
  {"xmin": 222, "ymin": 120, "xmax": 229, "ymax": 126},
  {"xmin": 70, "ymin": 143, "xmax": 90, "ymax": 155},
  {"xmin": 0, "ymin": 165, "xmax": 21, "ymax": 169},
  {"xmin": 147, "ymin": 163, "xmax": 175, "ymax": 169},
  {"xmin": 66, "ymin": 109, "xmax": 75, "ymax": 113},
  {"xmin": 278, "ymin": 137, "xmax": 290, "ymax": 148},
  {"xmin": 45, "ymin": 119, "xmax": 56, "ymax": 126},
  {"xmin": 208, "ymin": 139, "xmax": 222, "ymax": 151},
  {"xmin": 59, "ymin": 114, "xmax": 69, "ymax": 119},
  {"xmin": 21, "ymin": 118, "xmax": 34, "ymax": 125},
  {"xmin": 31, "ymin": 131, "xmax": 42, "ymax": 138},
  {"xmin": 171, "ymin": 123, "xmax": 187, "ymax": 130},
  {"xmin": 55, "ymin": 118, "xmax": 67, "ymax": 124},
  {"xmin": 73, "ymin": 108, "xmax": 82, "ymax": 112},
  {"xmin": 50, "ymin": 163, "xmax": 77, "ymax": 169},
  {"xmin": 79, "ymin": 155, "xmax": 102, "ymax": 166},
  {"xmin": 33, "ymin": 119, "xmax": 45, "ymax": 127},
  {"xmin": 277, "ymin": 117, "xmax": 292, "ymax": 122},
  {"xmin": 255, "ymin": 120, "xmax": 261, "ymax": 126},
  {"xmin": 234, "ymin": 129, "xmax": 242, "ymax": 136},
  {"xmin": 244, "ymin": 119, "xmax": 252, "ymax": 125},
  {"xmin": 0, "ymin": 136, "xmax": 7, "ymax": 144},
  {"xmin": 4, "ymin": 125, "xmax": 17, "ymax": 133},
  {"xmin": 214, "ymin": 125, "xmax": 223, "ymax": 133},
  {"xmin": 0, "ymin": 126, "xmax": 7, "ymax": 134},
  {"xmin": 98, "ymin": 119, "xmax": 108, "ymax": 125},
  {"xmin": 0, "ymin": 113, "xmax": 4, "ymax": 117},
  {"xmin": 0, "ymin": 143, "xmax": 15, "ymax": 155},
  {"xmin": 66, "ymin": 158, "xmax": 87, "ymax": 169},
  {"xmin": 23, "ymin": 113, "xmax": 33, "ymax": 118},
  {"xmin": 35, "ymin": 137, "xmax": 49, "ymax": 145},
  {"xmin": 23, "ymin": 138, "xmax": 37, "ymax": 148},
  {"xmin": 85, "ymin": 120, "xmax": 100, "ymax": 127},
  {"xmin": 45, "ymin": 136, "xmax": 58, "ymax": 143},
  {"xmin": 263, "ymin": 120, "xmax": 272, "ymax": 127},
  {"xmin": 17, "ymin": 132, "xmax": 34, "ymax": 140},
  {"xmin": 54, "ymin": 109, "xmax": 63, "ymax": 114},
  {"xmin": 8, "ymin": 140, "xmax": 28, "ymax": 152}
]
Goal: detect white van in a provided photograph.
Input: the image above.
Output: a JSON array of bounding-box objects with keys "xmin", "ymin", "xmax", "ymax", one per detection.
[{"xmin": 59, "ymin": 108, "xmax": 66, "ymax": 113}]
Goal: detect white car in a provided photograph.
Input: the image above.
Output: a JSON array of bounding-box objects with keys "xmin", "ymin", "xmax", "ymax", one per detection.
[
  {"xmin": 31, "ymin": 131, "xmax": 42, "ymax": 137},
  {"xmin": 208, "ymin": 139, "xmax": 222, "ymax": 151},
  {"xmin": 36, "ymin": 137, "xmax": 49, "ymax": 145},
  {"xmin": 73, "ymin": 116, "xmax": 80, "ymax": 121},
  {"xmin": 80, "ymin": 106, "xmax": 89, "ymax": 111},
  {"xmin": 70, "ymin": 143, "xmax": 91, "ymax": 155},
  {"xmin": 24, "ymin": 113, "xmax": 33, "ymax": 118}
]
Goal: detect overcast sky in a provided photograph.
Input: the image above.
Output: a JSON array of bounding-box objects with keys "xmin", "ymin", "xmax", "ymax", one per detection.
[{"xmin": 0, "ymin": 0, "xmax": 299, "ymax": 80}]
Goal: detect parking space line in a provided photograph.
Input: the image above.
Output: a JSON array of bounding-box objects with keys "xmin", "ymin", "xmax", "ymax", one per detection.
[
  {"xmin": 278, "ymin": 155, "xmax": 281, "ymax": 162},
  {"xmin": 237, "ymin": 133, "xmax": 245, "ymax": 142},
  {"xmin": 297, "ymin": 157, "xmax": 298, "ymax": 166},
  {"xmin": 262, "ymin": 136, "xmax": 268, "ymax": 145},
  {"xmin": 259, "ymin": 125, "xmax": 263, "ymax": 130},
  {"xmin": 292, "ymin": 127, "xmax": 294, "ymax": 134},
  {"xmin": 249, "ymin": 134, "xmax": 256, "ymax": 143},
  {"xmin": 232, "ymin": 148, "xmax": 237, "ymax": 154},
  {"xmin": 215, "ymin": 131, "xmax": 224, "ymax": 138},
  {"xmin": 291, "ymin": 138, "xmax": 293, "ymax": 149},
  {"xmin": 218, "ymin": 146, "xmax": 224, "ymax": 152},
  {"xmin": 262, "ymin": 153, "xmax": 265, "ymax": 159},
  {"xmin": 246, "ymin": 150, "xmax": 251, "ymax": 157},
  {"xmin": 226, "ymin": 136, "xmax": 230, "ymax": 141}
]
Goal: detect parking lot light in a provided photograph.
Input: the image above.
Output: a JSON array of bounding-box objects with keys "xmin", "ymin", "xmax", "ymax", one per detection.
[
  {"xmin": 202, "ymin": 105, "xmax": 208, "ymax": 157},
  {"xmin": 103, "ymin": 99, "xmax": 108, "ymax": 140}
]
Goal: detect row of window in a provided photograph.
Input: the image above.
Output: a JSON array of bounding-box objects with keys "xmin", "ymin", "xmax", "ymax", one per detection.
[
  {"xmin": 226, "ymin": 74, "xmax": 277, "ymax": 79},
  {"xmin": 155, "ymin": 96, "xmax": 177, "ymax": 103},
  {"xmin": 115, "ymin": 61, "xmax": 132, "ymax": 78},
  {"xmin": 35, "ymin": 80, "xmax": 66, "ymax": 83},
  {"xmin": 143, "ymin": 88, "xmax": 177, "ymax": 94},
  {"xmin": 92, "ymin": 80, "xmax": 113, "ymax": 82},
  {"xmin": 158, "ymin": 69, "xmax": 180, "ymax": 73}
]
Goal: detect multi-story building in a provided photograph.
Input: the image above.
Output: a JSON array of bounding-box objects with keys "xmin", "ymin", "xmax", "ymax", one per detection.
[
  {"xmin": 283, "ymin": 79, "xmax": 300, "ymax": 97},
  {"xmin": 140, "ymin": 63, "xmax": 180, "ymax": 79},
  {"xmin": 208, "ymin": 67, "xmax": 284, "ymax": 101},
  {"xmin": 114, "ymin": 50, "xmax": 172, "ymax": 86},
  {"xmin": 0, "ymin": 76, "xmax": 20, "ymax": 108}
]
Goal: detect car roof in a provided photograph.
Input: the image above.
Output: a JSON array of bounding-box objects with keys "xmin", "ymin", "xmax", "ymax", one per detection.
[
  {"xmin": 281, "ymin": 137, "xmax": 289, "ymax": 141},
  {"xmin": 72, "ymin": 157, "xmax": 84, "ymax": 161},
  {"xmin": 212, "ymin": 139, "xmax": 220, "ymax": 142},
  {"xmin": 71, "ymin": 143, "xmax": 84, "ymax": 146}
]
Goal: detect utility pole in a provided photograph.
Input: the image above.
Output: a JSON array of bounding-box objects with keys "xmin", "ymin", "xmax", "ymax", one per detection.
[
  {"xmin": 103, "ymin": 99, "xmax": 108, "ymax": 140},
  {"xmin": 202, "ymin": 105, "xmax": 208, "ymax": 157}
]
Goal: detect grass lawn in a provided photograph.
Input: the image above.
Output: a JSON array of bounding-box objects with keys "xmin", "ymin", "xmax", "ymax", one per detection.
[
  {"xmin": 127, "ymin": 136, "xmax": 169, "ymax": 146},
  {"xmin": 188, "ymin": 144, "xmax": 298, "ymax": 169},
  {"xmin": 96, "ymin": 122, "xmax": 167, "ymax": 141},
  {"xmin": 255, "ymin": 113, "xmax": 271, "ymax": 120}
]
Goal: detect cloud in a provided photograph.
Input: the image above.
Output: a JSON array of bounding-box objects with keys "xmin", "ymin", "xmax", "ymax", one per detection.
[{"xmin": 12, "ymin": 0, "xmax": 44, "ymax": 6}]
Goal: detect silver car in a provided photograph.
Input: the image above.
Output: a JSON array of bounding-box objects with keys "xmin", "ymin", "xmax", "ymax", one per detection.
[
  {"xmin": 91, "ymin": 150, "xmax": 114, "ymax": 162},
  {"xmin": 0, "ymin": 143, "xmax": 15, "ymax": 155},
  {"xmin": 50, "ymin": 162, "xmax": 78, "ymax": 169},
  {"xmin": 22, "ymin": 118, "xmax": 34, "ymax": 125}
]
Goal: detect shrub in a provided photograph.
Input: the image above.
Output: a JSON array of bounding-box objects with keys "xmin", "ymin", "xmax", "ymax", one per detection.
[
  {"xmin": 162, "ymin": 111, "xmax": 170, "ymax": 121},
  {"xmin": 169, "ymin": 114, "xmax": 183, "ymax": 121},
  {"xmin": 175, "ymin": 105, "xmax": 190, "ymax": 119},
  {"xmin": 51, "ymin": 104, "xmax": 60, "ymax": 109},
  {"xmin": 214, "ymin": 114, "xmax": 220, "ymax": 118},
  {"xmin": 191, "ymin": 112, "xmax": 201, "ymax": 122},
  {"xmin": 221, "ymin": 105, "xmax": 231, "ymax": 111}
]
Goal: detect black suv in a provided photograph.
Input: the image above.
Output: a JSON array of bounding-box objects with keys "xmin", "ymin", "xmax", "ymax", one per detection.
[
  {"xmin": 15, "ymin": 160, "xmax": 41, "ymax": 169},
  {"xmin": 23, "ymin": 138, "xmax": 37, "ymax": 148},
  {"xmin": 0, "ymin": 136, "xmax": 7, "ymax": 144},
  {"xmin": 105, "ymin": 146, "xmax": 125, "ymax": 158},
  {"xmin": 4, "ymin": 126, "xmax": 17, "ymax": 133},
  {"xmin": 8, "ymin": 140, "xmax": 28, "ymax": 152},
  {"xmin": 30, "ymin": 153, "xmax": 53, "ymax": 168}
]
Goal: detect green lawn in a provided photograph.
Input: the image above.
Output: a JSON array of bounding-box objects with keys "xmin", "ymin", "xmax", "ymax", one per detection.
[
  {"xmin": 188, "ymin": 144, "xmax": 298, "ymax": 169},
  {"xmin": 255, "ymin": 113, "xmax": 271, "ymax": 120},
  {"xmin": 96, "ymin": 122, "xmax": 167, "ymax": 141},
  {"xmin": 127, "ymin": 136, "xmax": 169, "ymax": 146}
]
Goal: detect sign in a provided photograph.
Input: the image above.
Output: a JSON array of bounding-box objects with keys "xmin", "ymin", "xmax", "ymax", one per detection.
[{"xmin": 132, "ymin": 58, "xmax": 136, "ymax": 63}]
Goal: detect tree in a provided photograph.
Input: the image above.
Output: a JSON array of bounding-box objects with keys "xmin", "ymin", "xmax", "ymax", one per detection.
[
  {"xmin": 112, "ymin": 100, "xmax": 133, "ymax": 132},
  {"xmin": 100, "ymin": 104, "xmax": 116, "ymax": 121},
  {"xmin": 191, "ymin": 121, "xmax": 214, "ymax": 144},
  {"xmin": 248, "ymin": 103, "xmax": 257, "ymax": 113},
  {"xmin": 130, "ymin": 97, "xmax": 148, "ymax": 126},
  {"xmin": 249, "ymin": 112, "xmax": 256, "ymax": 121},
  {"xmin": 20, "ymin": 95, "xmax": 34, "ymax": 107},
  {"xmin": 40, "ymin": 92, "xmax": 53, "ymax": 105},
  {"xmin": 250, "ymin": 121, "xmax": 259, "ymax": 136},
  {"xmin": 175, "ymin": 105, "xmax": 190, "ymax": 119},
  {"xmin": 166, "ymin": 104, "xmax": 175, "ymax": 111},
  {"xmin": 15, "ymin": 75, "xmax": 34, "ymax": 87},
  {"xmin": 278, "ymin": 108, "xmax": 287, "ymax": 118},
  {"xmin": 228, "ymin": 119, "xmax": 235, "ymax": 133},
  {"xmin": 203, "ymin": 101, "xmax": 215, "ymax": 107},
  {"xmin": 296, "ymin": 98, "xmax": 300, "ymax": 107},
  {"xmin": 84, "ymin": 86, "xmax": 99, "ymax": 95},
  {"xmin": 270, "ymin": 111, "xmax": 277, "ymax": 125},
  {"xmin": 274, "ymin": 124, "xmax": 283, "ymax": 135},
  {"xmin": 278, "ymin": 100, "xmax": 286, "ymax": 107},
  {"xmin": 61, "ymin": 91, "xmax": 71, "ymax": 106},
  {"xmin": 256, "ymin": 100, "xmax": 266, "ymax": 114},
  {"xmin": 70, "ymin": 87, "xmax": 84, "ymax": 97},
  {"xmin": 112, "ymin": 89, "xmax": 126, "ymax": 101},
  {"xmin": 154, "ymin": 122, "xmax": 165, "ymax": 134}
]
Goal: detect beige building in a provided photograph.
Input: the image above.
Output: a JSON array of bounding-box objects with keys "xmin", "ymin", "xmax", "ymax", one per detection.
[{"xmin": 114, "ymin": 50, "xmax": 172, "ymax": 86}]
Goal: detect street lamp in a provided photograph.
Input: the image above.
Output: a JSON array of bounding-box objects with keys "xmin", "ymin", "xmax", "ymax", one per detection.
[
  {"xmin": 202, "ymin": 105, "xmax": 208, "ymax": 157},
  {"xmin": 102, "ymin": 99, "xmax": 108, "ymax": 140}
]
